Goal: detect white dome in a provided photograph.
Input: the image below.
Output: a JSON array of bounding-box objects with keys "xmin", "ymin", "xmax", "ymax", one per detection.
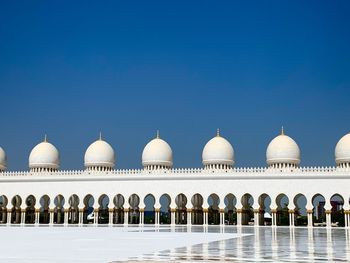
[
  {"xmin": 202, "ymin": 130, "xmax": 234, "ymax": 167},
  {"xmin": 266, "ymin": 129, "xmax": 301, "ymax": 166},
  {"xmin": 29, "ymin": 138, "xmax": 60, "ymax": 170},
  {"xmin": 84, "ymin": 138, "xmax": 115, "ymax": 169},
  {"xmin": 0, "ymin": 147, "xmax": 7, "ymax": 171},
  {"xmin": 335, "ymin": 133, "xmax": 350, "ymax": 165},
  {"xmin": 142, "ymin": 132, "xmax": 173, "ymax": 168}
]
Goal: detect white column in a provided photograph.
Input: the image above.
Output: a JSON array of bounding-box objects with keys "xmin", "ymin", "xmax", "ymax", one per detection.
[
  {"xmin": 307, "ymin": 210, "xmax": 313, "ymax": 227},
  {"xmin": 7, "ymin": 211, "xmax": 11, "ymax": 225},
  {"xmin": 154, "ymin": 209, "xmax": 159, "ymax": 225},
  {"xmin": 254, "ymin": 209, "xmax": 259, "ymax": 226},
  {"xmin": 21, "ymin": 210, "xmax": 25, "ymax": 225},
  {"xmin": 124, "ymin": 209, "xmax": 129, "ymax": 226},
  {"xmin": 35, "ymin": 210, "xmax": 40, "ymax": 225},
  {"xmin": 94, "ymin": 210, "xmax": 99, "ymax": 225},
  {"xmin": 236, "ymin": 209, "xmax": 242, "ymax": 226},
  {"xmin": 274, "ymin": 212, "xmax": 277, "ymax": 226},
  {"xmin": 271, "ymin": 210, "xmax": 274, "ymax": 226},
  {"xmin": 64, "ymin": 209, "xmax": 69, "ymax": 226},
  {"xmin": 157, "ymin": 210, "xmax": 160, "ymax": 225},
  {"xmin": 220, "ymin": 209, "xmax": 225, "ymax": 226},
  {"xmin": 171, "ymin": 208, "xmax": 176, "ymax": 226},
  {"xmin": 289, "ymin": 210, "xmax": 294, "ymax": 227},
  {"xmin": 203, "ymin": 209, "xmax": 208, "ymax": 226},
  {"xmin": 187, "ymin": 209, "xmax": 192, "ymax": 226},
  {"xmin": 49, "ymin": 209, "xmax": 54, "ymax": 225},
  {"xmin": 326, "ymin": 210, "xmax": 332, "ymax": 228},
  {"xmin": 271, "ymin": 209, "xmax": 277, "ymax": 227},
  {"xmin": 109, "ymin": 209, "xmax": 113, "ymax": 225},
  {"xmin": 288, "ymin": 213, "xmax": 291, "ymax": 226},
  {"xmin": 78, "ymin": 210, "xmax": 83, "ymax": 225},
  {"xmin": 139, "ymin": 208, "xmax": 144, "ymax": 226}
]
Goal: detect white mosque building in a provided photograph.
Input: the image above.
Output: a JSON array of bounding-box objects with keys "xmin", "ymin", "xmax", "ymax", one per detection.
[{"xmin": 0, "ymin": 129, "xmax": 350, "ymax": 228}]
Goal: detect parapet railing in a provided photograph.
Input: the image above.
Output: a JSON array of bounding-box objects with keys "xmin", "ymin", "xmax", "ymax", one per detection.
[{"xmin": 0, "ymin": 166, "xmax": 349, "ymax": 177}]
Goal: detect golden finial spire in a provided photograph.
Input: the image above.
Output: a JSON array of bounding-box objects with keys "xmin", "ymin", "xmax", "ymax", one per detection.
[
  {"xmin": 156, "ymin": 130, "xmax": 160, "ymax": 139},
  {"xmin": 44, "ymin": 134, "xmax": 47, "ymax": 142},
  {"xmin": 216, "ymin": 128, "xmax": 220, "ymax": 137},
  {"xmin": 99, "ymin": 131, "xmax": 102, "ymax": 141},
  {"xmin": 281, "ymin": 126, "xmax": 285, "ymax": 135}
]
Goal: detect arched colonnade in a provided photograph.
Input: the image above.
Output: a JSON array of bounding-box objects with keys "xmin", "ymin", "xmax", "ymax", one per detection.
[{"xmin": 0, "ymin": 193, "xmax": 349, "ymax": 228}]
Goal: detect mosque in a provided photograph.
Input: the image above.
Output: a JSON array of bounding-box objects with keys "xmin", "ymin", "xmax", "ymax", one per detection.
[{"xmin": 0, "ymin": 128, "xmax": 349, "ymax": 228}]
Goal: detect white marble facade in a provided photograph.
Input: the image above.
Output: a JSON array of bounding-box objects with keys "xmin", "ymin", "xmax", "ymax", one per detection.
[{"xmin": 0, "ymin": 129, "xmax": 350, "ymax": 228}]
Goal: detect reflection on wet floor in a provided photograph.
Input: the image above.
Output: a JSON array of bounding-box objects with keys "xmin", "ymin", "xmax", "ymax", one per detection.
[{"xmin": 130, "ymin": 226, "xmax": 350, "ymax": 262}]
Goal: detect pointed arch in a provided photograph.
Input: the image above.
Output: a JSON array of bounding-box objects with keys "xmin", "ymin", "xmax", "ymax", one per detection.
[
  {"xmin": 54, "ymin": 194, "xmax": 65, "ymax": 224},
  {"xmin": 113, "ymin": 194, "xmax": 125, "ymax": 224},
  {"xmin": 39, "ymin": 195, "xmax": 50, "ymax": 224},
  {"xmin": 0, "ymin": 195, "xmax": 8, "ymax": 224},
  {"xmin": 11, "ymin": 195, "xmax": 22, "ymax": 224},
  {"xmin": 224, "ymin": 194, "xmax": 237, "ymax": 225},
  {"xmin": 275, "ymin": 193, "xmax": 289, "ymax": 226},
  {"xmin": 208, "ymin": 194, "xmax": 220, "ymax": 225},
  {"xmin": 330, "ymin": 194, "xmax": 345, "ymax": 227},
  {"xmin": 128, "ymin": 194, "xmax": 140, "ymax": 224},
  {"xmin": 159, "ymin": 194, "xmax": 171, "ymax": 224},
  {"xmin": 293, "ymin": 193, "xmax": 307, "ymax": 226},
  {"xmin": 191, "ymin": 193, "xmax": 203, "ymax": 225},
  {"xmin": 312, "ymin": 193, "xmax": 326, "ymax": 226},
  {"xmin": 144, "ymin": 194, "xmax": 155, "ymax": 224},
  {"xmin": 68, "ymin": 194, "xmax": 80, "ymax": 224},
  {"xmin": 241, "ymin": 193, "xmax": 254, "ymax": 225},
  {"xmin": 175, "ymin": 193, "xmax": 187, "ymax": 224}
]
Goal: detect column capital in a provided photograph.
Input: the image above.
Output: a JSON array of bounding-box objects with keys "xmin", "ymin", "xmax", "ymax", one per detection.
[
  {"xmin": 187, "ymin": 208, "xmax": 192, "ymax": 212},
  {"xmin": 271, "ymin": 209, "xmax": 277, "ymax": 213},
  {"xmin": 124, "ymin": 208, "xmax": 129, "ymax": 212},
  {"xmin": 307, "ymin": 209, "xmax": 313, "ymax": 214},
  {"xmin": 170, "ymin": 208, "xmax": 176, "ymax": 212},
  {"xmin": 288, "ymin": 209, "xmax": 295, "ymax": 214},
  {"xmin": 253, "ymin": 209, "xmax": 260, "ymax": 213},
  {"xmin": 139, "ymin": 208, "xmax": 145, "ymax": 212},
  {"xmin": 35, "ymin": 208, "xmax": 41, "ymax": 212},
  {"xmin": 203, "ymin": 208, "xmax": 209, "ymax": 213},
  {"xmin": 155, "ymin": 208, "xmax": 160, "ymax": 212},
  {"xmin": 219, "ymin": 208, "xmax": 225, "ymax": 213},
  {"xmin": 236, "ymin": 208, "xmax": 242, "ymax": 213},
  {"xmin": 325, "ymin": 210, "xmax": 332, "ymax": 214}
]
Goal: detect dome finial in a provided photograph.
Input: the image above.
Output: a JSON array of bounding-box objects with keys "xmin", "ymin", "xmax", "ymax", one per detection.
[
  {"xmin": 281, "ymin": 126, "xmax": 285, "ymax": 135},
  {"xmin": 216, "ymin": 128, "xmax": 220, "ymax": 137},
  {"xmin": 44, "ymin": 134, "xmax": 47, "ymax": 142},
  {"xmin": 99, "ymin": 131, "xmax": 102, "ymax": 141},
  {"xmin": 156, "ymin": 130, "xmax": 160, "ymax": 139}
]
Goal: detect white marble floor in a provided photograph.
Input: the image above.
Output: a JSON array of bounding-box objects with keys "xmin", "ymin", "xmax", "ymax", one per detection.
[
  {"xmin": 135, "ymin": 226, "xmax": 350, "ymax": 262},
  {"xmin": 0, "ymin": 225, "xmax": 349, "ymax": 262},
  {"xmin": 0, "ymin": 225, "xmax": 246, "ymax": 263}
]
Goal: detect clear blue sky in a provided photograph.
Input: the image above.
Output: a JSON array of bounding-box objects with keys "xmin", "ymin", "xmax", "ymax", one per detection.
[{"xmin": 1, "ymin": 1, "xmax": 349, "ymax": 170}]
